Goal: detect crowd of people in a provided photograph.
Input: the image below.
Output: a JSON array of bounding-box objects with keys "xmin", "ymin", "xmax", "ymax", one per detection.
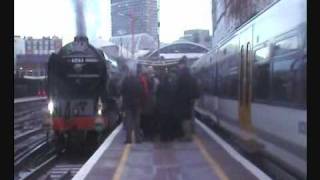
[{"xmin": 120, "ymin": 57, "xmax": 200, "ymax": 144}]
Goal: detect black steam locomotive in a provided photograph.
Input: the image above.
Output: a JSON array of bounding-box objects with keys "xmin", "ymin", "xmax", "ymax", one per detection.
[{"xmin": 47, "ymin": 36, "xmax": 115, "ymax": 149}]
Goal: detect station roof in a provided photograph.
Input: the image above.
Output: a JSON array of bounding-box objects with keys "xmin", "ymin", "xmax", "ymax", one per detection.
[{"xmin": 143, "ymin": 41, "xmax": 209, "ymax": 60}]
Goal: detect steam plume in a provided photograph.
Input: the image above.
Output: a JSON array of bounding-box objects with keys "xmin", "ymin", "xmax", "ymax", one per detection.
[{"xmin": 73, "ymin": 0, "xmax": 86, "ymax": 36}]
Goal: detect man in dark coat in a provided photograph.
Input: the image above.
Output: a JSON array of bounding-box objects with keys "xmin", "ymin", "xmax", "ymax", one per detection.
[
  {"xmin": 174, "ymin": 57, "xmax": 200, "ymax": 141},
  {"xmin": 156, "ymin": 71, "xmax": 176, "ymax": 141},
  {"xmin": 120, "ymin": 65, "xmax": 143, "ymax": 143}
]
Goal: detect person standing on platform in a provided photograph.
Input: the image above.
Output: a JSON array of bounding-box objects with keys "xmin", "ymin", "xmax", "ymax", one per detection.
[
  {"xmin": 174, "ymin": 57, "xmax": 200, "ymax": 141},
  {"xmin": 120, "ymin": 63, "xmax": 143, "ymax": 144},
  {"xmin": 137, "ymin": 65, "xmax": 153, "ymax": 140},
  {"xmin": 156, "ymin": 70, "xmax": 176, "ymax": 141},
  {"xmin": 143, "ymin": 66, "xmax": 158, "ymax": 140}
]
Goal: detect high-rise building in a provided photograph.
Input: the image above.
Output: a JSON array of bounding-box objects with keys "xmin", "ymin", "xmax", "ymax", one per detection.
[
  {"xmin": 180, "ymin": 29, "xmax": 212, "ymax": 48},
  {"xmin": 111, "ymin": 0, "xmax": 158, "ymax": 41}
]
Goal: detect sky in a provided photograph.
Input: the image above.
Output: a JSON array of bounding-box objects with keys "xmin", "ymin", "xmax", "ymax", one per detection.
[{"xmin": 14, "ymin": 0, "xmax": 212, "ymax": 44}]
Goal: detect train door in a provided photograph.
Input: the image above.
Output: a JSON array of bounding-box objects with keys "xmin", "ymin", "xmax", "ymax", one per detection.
[{"xmin": 239, "ymin": 27, "xmax": 254, "ymax": 134}]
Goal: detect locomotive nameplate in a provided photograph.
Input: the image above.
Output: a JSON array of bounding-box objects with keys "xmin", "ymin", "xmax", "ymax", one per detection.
[
  {"xmin": 66, "ymin": 57, "xmax": 99, "ymax": 63},
  {"xmin": 85, "ymin": 58, "xmax": 99, "ymax": 62},
  {"xmin": 70, "ymin": 58, "xmax": 85, "ymax": 63}
]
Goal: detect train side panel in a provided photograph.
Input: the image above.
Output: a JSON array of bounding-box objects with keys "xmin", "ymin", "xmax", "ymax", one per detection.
[{"xmin": 192, "ymin": 0, "xmax": 306, "ymax": 178}]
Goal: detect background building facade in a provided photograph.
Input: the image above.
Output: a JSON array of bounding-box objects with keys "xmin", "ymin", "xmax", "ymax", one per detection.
[
  {"xmin": 24, "ymin": 36, "xmax": 63, "ymax": 55},
  {"xmin": 111, "ymin": 0, "xmax": 158, "ymax": 41},
  {"xmin": 16, "ymin": 54, "xmax": 50, "ymax": 77},
  {"xmin": 180, "ymin": 29, "xmax": 212, "ymax": 48},
  {"xmin": 14, "ymin": 36, "xmax": 63, "ymax": 77},
  {"xmin": 14, "ymin": 36, "xmax": 26, "ymax": 74},
  {"xmin": 211, "ymin": 0, "xmax": 275, "ymax": 47}
]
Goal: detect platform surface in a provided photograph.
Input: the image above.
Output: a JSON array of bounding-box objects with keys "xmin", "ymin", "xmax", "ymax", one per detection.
[{"xmin": 74, "ymin": 120, "xmax": 269, "ymax": 180}]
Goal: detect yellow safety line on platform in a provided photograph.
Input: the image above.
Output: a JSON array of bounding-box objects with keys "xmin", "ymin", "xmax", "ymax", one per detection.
[
  {"xmin": 193, "ymin": 135, "xmax": 229, "ymax": 180},
  {"xmin": 112, "ymin": 144, "xmax": 132, "ymax": 180}
]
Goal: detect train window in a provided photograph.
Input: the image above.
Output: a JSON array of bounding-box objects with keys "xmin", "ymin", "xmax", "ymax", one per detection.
[
  {"xmin": 270, "ymin": 53, "xmax": 305, "ymax": 107},
  {"xmin": 271, "ymin": 59, "xmax": 294, "ymax": 103},
  {"xmin": 253, "ymin": 46, "xmax": 270, "ymax": 101},
  {"xmin": 269, "ymin": 34, "xmax": 305, "ymax": 107},
  {"xmin": 202, "ymin": 68, "xmax": 210, "ymax": 93},
  {"xmin": 210, "ymin": 64, "xmax": 217, "ymax": 95},
  {"xmin": 296, "ymin": 57, "xmax": 306, "ymax": 107},
  {"xmin": 217, "ymin": 61, "xmax": 224, "ymax": 96},
  {"xmin": 273, "ymin": 36, "xmax": 299, "ymax": 56},
  {"xmin": 225, "ymin": 57, "xmax": 239, "ymax": 99},
  {"xmin": 218, "ymin": 58, "xmax": 237, "ymax": 99},
  {"xmin": 254, "ymin": 47, "xmax": 269, "ymax": 64},
  {"xmin": 223, "ymin": 48, "xmax": 227, "ymax": 55}
]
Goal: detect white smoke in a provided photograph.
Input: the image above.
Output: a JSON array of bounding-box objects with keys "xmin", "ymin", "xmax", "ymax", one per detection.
[{"xmin": 73, "ymin": 0, "xmax": 86, "ymax": 36}]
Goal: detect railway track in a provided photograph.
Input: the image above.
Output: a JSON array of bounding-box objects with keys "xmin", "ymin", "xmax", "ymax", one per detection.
[
  {"xmin": 14, "ymin": 135, "xmax": 49, "ymax": 167},
  {"xmin": 15, "ymin": 128, "xmax": 45, "ymax": 145},
  {"xmin": 37, "ymin": 156, "xmax": 87, "ymax": 180},
  {"xmin": 16, "ymin": 147, "xmax": 96, "ymax": 180},
  {"xmin": 14, "ymin": 97, "xmax": 118, "ymax": 180},
  {"xmin": 14, "ymin": 130, "xmax": 104, "ymax": 180},
  {"xmin": 17, "ymin": 153, "xmax": 58, "ymax": 180},
  {"xmin": 14, "ymin": 97, "xmax": 47, "ymax": 136},
  {"xmin": 194, "ymin": 111, "xmax": 303, "ymax": 180},
  {"xmin": 14, "ymin": 108, "xmax": 47, "ymax": 136}
]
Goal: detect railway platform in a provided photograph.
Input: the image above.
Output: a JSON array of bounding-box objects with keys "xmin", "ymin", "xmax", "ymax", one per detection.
[{"xmin": 72, "ymin": 120, "xmax": 271, "ymax": 180}]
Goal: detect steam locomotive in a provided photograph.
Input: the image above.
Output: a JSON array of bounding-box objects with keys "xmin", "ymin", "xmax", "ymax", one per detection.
[{"xmin": 47, "ymin": 36, "xmax": 114, "ymax": 149}]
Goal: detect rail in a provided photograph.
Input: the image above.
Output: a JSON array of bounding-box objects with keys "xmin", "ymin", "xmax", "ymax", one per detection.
[{"xmin": 14, "ymin": 96, "xmax": 47, "ymax": 104}]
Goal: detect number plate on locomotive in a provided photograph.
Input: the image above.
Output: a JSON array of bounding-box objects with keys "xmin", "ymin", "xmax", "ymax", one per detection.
[{"xmin": 71, "ymin": 58, "xmax": 85, "ymax": 63}]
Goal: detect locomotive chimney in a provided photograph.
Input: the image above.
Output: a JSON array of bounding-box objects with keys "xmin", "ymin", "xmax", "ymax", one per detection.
[{"xmin": 74, "ymin": 36, "xmax": 89, "ymax": 43}]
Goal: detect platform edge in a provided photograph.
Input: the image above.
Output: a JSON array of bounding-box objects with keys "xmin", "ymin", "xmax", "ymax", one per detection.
[
  {"xmin": 195, "ymin": 119, "xmax": 272, "ymax": 180},
  {"xmin": 72, "ymin": 123, "xmax": 123, "ymax": 180}
]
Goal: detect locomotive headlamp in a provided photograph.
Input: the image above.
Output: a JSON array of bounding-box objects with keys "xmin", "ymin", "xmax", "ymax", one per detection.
[
  {"xmin": 48, "ymin": 100, "xmax": 54, "ymax": 115},
  {"xmin": 97, "ymin": 109, "xmax": 102, "ymax": 115},
  {"xmin": 97, "ymin": 98, "xmax": 103, "ymax": 116}
]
